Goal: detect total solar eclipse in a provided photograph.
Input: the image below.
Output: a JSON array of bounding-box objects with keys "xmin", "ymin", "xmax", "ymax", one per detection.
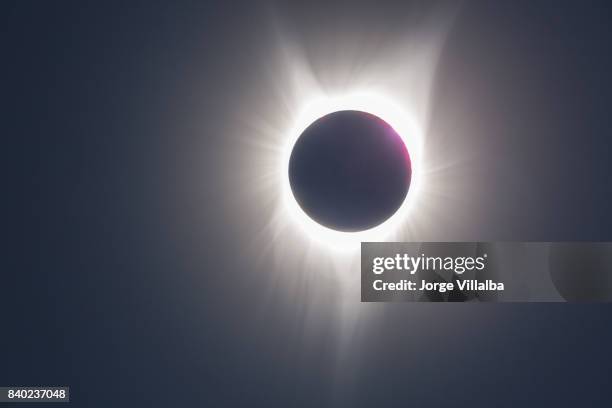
[{"xmin": 288, "ymin": 110, "xmax": 412, "ymax": 232}]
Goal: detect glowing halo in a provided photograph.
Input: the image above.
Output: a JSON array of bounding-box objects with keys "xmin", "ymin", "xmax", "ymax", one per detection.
[{"xmin": 280, "ymin": 91, "xmax": 424, "ymax": 251}]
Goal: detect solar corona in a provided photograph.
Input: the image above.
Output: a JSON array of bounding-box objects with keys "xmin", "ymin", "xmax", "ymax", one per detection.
[{"xmin": 281, "ymin": 93, "xmax": 424, "ymax": 249}]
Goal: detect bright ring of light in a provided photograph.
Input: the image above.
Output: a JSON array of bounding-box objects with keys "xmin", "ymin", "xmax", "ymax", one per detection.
[{"xmin": 281, "ymin": 91, "xmax": 424, "ymax": 251}]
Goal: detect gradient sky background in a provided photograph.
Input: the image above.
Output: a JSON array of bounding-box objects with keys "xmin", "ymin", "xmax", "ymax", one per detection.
[{"xmin": 6, "ymin": 1, "xmax": 612, "ymax": 406}]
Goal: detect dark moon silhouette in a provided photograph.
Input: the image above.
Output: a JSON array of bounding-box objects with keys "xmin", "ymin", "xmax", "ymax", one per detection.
[{"xmin": 289, "ymin": 110, "xmax": 411, "ymax": 232}]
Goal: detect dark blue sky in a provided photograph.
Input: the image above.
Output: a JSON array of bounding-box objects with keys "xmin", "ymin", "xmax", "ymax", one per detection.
[{"xmin": 5, "ymin": 1, "xmax": 612, "ymax": 406}]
